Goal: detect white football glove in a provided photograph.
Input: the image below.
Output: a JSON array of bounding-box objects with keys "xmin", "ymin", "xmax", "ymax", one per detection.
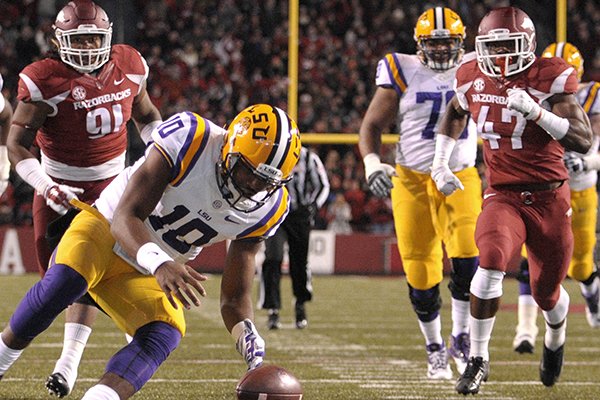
[
  {"xmin": 44, "ymin": 184, "xmax": 84, "ymax": 215},
  {"xmin": 506, "ymin": 88, "xmax": 542, "ymax": 120},
  {"xmin": 564, "ymin": 153, "xmax": 586, "ymax": 174},
  {"xmin": 363, "ymin": 153, "xmax": 395, "ymax": 197},
  {"xmin": 233, "ymin": 319, "xmax": 265, "ymax": 370},
  {"xmin": 431, "ymin": 164, "xmax": 464, "ymax": 196}
]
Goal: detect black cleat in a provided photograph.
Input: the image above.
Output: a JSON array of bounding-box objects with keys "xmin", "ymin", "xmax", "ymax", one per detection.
[
  {"xmin": 455, "ymin": 356, "xmax": 489, "ymax": 395},
  {"xmin": 514, "ymin": 339, "xmax": 535, "ymax": 354},
  {"xmin": 295, "ymin": 302, "xmax": 308, "ymax": 329},
  {"xmin": 46, "ymin": 372, "xmax": 71, "ymax": 398},
  {"xmin": 267, "ymin": 310, "xmax": 281, "ymax": 330},
  {"xmin": 540, "ymin": 344, "xmax": 564, "ymax": 387}
]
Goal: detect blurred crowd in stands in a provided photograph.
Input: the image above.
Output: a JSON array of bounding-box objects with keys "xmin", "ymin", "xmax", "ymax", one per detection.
[{"xmin": 0, "ymin": 0, "xmax": 599, "ymax": 233}]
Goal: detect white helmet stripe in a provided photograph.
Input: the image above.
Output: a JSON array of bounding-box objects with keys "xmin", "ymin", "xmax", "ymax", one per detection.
[
  {"xmin": 556, "ymin": 42, "xmax": 565, "ymax": 58},
  {"xmin": 269, "ymin": 107, "xmax": 290, "ymax": 169},
  {"xmin": 435, "ymin": 7, "xmax": 445, "ymax": 30}
]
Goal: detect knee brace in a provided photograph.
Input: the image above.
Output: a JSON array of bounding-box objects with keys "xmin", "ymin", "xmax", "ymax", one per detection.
[
  {"xmin": 448, "ymin": 257, "xmax": 479, "ymax": 301},
  {"xmin": 105, "ymin": 321, "xmax": 181, "ymax": 392},
  {"xmin": 10, "ymin": 264, "xmax": 88, "ymax": 340},
  {"xmin": 470, "ymin": 267, "xmax": 504, "ymax": 300},
  {"xmin": 408, "ymin": 283, "xmax": 441, "ymax": 323},
  {"xmin": 580, "ymin": 270, "xmax": 597, "ymax": 286}
]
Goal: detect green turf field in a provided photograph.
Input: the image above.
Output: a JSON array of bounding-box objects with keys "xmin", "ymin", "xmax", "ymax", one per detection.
[{"xmin": 1, "ymin": 273, "xmax": 599, "ymax": 399}]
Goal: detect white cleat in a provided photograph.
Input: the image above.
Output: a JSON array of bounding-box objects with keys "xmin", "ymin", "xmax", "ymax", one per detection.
[{"xmin": 426, "ymin": 343, "xmax": 453, "ymax": 380}]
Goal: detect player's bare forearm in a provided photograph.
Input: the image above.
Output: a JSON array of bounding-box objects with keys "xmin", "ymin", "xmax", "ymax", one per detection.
[
  {"xmin": 589, "ymin": 114, "xmax": 600, "ymax": 139},
  {"xmin": 132, "ymin": 85, "xmax": 161, "ymax": 127},
  {"xmin": 220, "ymin": 240, "xmax": 261, "ymax": 332},
  {"xmin": 0, "ymin": 98, "xmax": 13, "ymax": 146},
  {"xmin": 7, "ymin": 101, "xmax": 49, "ymax": 165},
  {"xmin": 553, "ymin": 94, "xmax": 593, "ymax": 153},
  {"xmin": 438, "ymin": 96, "xmax": 469, "ymax": 140},
  {"xmin": 358, "ymin": 87, "xmax": 398, "ymax": 156},
  {"xmin": 111, "ymin": 149, "xmax": 171, "ymax": 256}
]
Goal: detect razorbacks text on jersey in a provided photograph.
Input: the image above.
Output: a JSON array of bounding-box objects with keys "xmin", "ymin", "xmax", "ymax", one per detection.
[
  {"xmin": 17, "ymin": 44, "xmax": 149, "ymax": 181},
  {"xmin": 567, "ymin": 81, "xmax": 600, "ymax": 191},
  {"xmin": 454, "ymin": 56, "xmax": 578, "ymax": 186},
  {"xmin": 95, "ymin": 111, "xmax": 290, "ymax": 272},
  {"xmin": 376, "ymin": 52, "xmax": 477, "ymax": 173}
]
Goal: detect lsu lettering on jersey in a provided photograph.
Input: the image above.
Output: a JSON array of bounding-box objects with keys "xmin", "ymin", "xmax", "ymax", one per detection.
[
  {"xmin": 567, "ymin": 81, "xmax": 600, "ymax": 191},
  {"xmin": 17, "ymin": 44, "xmax": 148, "ymax": 181},
  {"xmin": 455, "ymin": 57, "xmax": 578, "ymax": 186},
  {"xmin": 376, "ymin": 52, "xmax": 477, "ymax": 173},
  {"xmin": 95, "ymin": 111, "xmax": 290, "ymax": 272}
]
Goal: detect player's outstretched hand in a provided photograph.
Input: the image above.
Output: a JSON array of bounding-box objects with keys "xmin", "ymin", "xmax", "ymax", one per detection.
[
  {"xmin": 363, "ymin": 154, "xmax": 396, "ymax": 197},
  {"xmin": 431, "ymin": 165, "xmax": 464, "ymax": 196},
  {"xmin": 564, "ymin": 152, "xmax": 586, "ymax": 174},
  {"xmin": 44, "ymin": 184, "xmax": 84, "ymax": 215},
  {"xmin": 235, "ymin": 319, "xmax": 266, "ymax": 370},
  {"xmin": 154, "ymin": 261, "xmax": 208, "ymax": 309}
]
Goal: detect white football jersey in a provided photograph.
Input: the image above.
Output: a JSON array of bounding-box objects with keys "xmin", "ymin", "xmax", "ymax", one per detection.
[
  {"xmin": 566, "ymin": 81, "xmax": 600, "ymax": 191},
  {"xmin": 95, "ymin": 111, "xmax": 290, "ymax": 272},
  {"xmin": 375, "ymin": 52, "xmax": 477, "ymax": 173}
]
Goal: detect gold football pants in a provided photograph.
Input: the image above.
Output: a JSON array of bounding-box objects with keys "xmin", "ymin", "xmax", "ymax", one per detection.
[
  {"xmin": 53, "ymin": 208, "xmax": 186, "ymax": 336},
  {"xmin": 391, "ymin": 165, "xmax": 481, "ymax": 290}
]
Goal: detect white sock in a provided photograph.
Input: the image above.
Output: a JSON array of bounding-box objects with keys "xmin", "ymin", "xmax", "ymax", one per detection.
[
  {"xmin": 469, "ymin": 316, "xmax": 495, "ymax": 361},
  {"xmin": 418, "ymin": 315, "xmax": 443, "ymax": 346},
  {"xmin": 451, "ymin": 298, "xmax": 470, "ymax": 336},
  {"xmin": 53, "ymin": 323, "xmax": 92, "ymax": 390},
  {"xmin": 580, "ymin": 276, "xmax": 599, "ymax": 297},
  {"xmin": 516, "ymin": 295, "xmax": 539, "ymax": 335},
  {"xmin": 0, "ymin": 336, "xmax": 23, "ymax": 376},
  {"xmin": 542, "ymin": 286, "xmax": 569, "ymax": 351},
  {"xmin": 81, "ymin": 384, "xmax": 120, "ymax": 400}
]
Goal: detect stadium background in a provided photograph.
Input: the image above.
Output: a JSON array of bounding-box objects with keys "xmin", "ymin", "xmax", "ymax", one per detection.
[
  {"xmin": 0, "ymin": 2, "xmax": 600, "ymax": 400},
  {"xmin": 0, "ymin": 0, "xmax": 598, "ymax": 275}
]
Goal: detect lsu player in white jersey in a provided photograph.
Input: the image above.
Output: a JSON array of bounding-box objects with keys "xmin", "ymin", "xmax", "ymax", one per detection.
[
  {"xmin": 359, "ymin": 7, "xmax": 481, "ymax": 379},
  {"xmin": 0, "ymin": 104, "xmax": 300, "ymax": 400},
  {"xmin": 513, "ymin": 42, "xmax": 600, "ymax": 353}
]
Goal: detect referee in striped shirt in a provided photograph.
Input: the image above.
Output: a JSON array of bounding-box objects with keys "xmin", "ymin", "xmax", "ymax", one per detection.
[{"xmin": 259, "ymin": 146, "xmax": 330, "ymax": 329}]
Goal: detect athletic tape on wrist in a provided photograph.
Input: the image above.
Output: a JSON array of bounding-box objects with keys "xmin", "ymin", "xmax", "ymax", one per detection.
[
  {"xmin": 140, "ymin": 120, "xmax": 162, "ymax": 144},
  {"xmin": 136, "ymin": 242, "xmax": 173, "ymax": 275},
  {"xmin": 362, "ymin": 153, "xmax": 381, "ymax": 179},
  {"xmin": 231, "ymin": 320, "xmax": 245, "ymax": 342},
  {"xmin": 536, "ymin": 109, "xmax": 569, "ymax": 141}
]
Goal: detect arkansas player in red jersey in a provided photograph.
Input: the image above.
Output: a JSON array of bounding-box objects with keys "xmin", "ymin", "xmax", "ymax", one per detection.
[
  {"xmin": 6, "ymin": 1, "xmax": 161, "ymax": 397},
  {"xmin": 430, "ymin": 7, "xmax": 593, "ymax": 395}
]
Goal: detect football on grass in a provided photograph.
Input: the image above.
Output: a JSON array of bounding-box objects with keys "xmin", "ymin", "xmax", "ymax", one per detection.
[{"xmin": 236, "ymin": 364, "xmax": 303, "ymax": 400}]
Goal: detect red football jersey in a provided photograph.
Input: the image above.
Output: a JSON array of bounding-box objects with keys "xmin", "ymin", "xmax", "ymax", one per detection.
[
  {"xmin": 455, "ymin": 57, "xmax": 578, "ymax": 187},
  {"xmin": 17, "ymin": 44, "xmax": 148, "ymax": 176}
]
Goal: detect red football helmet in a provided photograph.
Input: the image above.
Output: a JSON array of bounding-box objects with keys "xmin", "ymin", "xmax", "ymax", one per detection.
[
  {"xmin": 475, "ymin": 7, "xmax": 536, "ymax": 77},
  {"xmin": 53, "ymin": 0, "xmax": 112, "ymax": 73}
]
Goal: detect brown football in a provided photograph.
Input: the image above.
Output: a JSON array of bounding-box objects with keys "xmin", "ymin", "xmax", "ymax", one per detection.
[{"xmin": 236, "ymin": 364, "xmax": 303, "ymax": 400}]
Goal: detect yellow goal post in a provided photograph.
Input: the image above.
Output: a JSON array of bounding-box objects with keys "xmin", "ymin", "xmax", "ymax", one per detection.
[{"xmin": 301, "ymin": 133, "xmax": 397, "ymax": 145}]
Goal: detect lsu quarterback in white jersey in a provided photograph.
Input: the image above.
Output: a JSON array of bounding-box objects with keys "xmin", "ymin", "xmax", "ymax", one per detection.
[
  {"xmin": 514, "ymin": 42, "xmax": 600, "ymax": 354},
  {"xmin": 97, "ymin": 110, "xmax": 293, "ymax": 267},
  {"xmin": 359, "ymin": 7, "xmax": 481, "ymax": 380},
  {"xmin": 0, "ymin": 104, "xmax": 301, "ymax": 400}
]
